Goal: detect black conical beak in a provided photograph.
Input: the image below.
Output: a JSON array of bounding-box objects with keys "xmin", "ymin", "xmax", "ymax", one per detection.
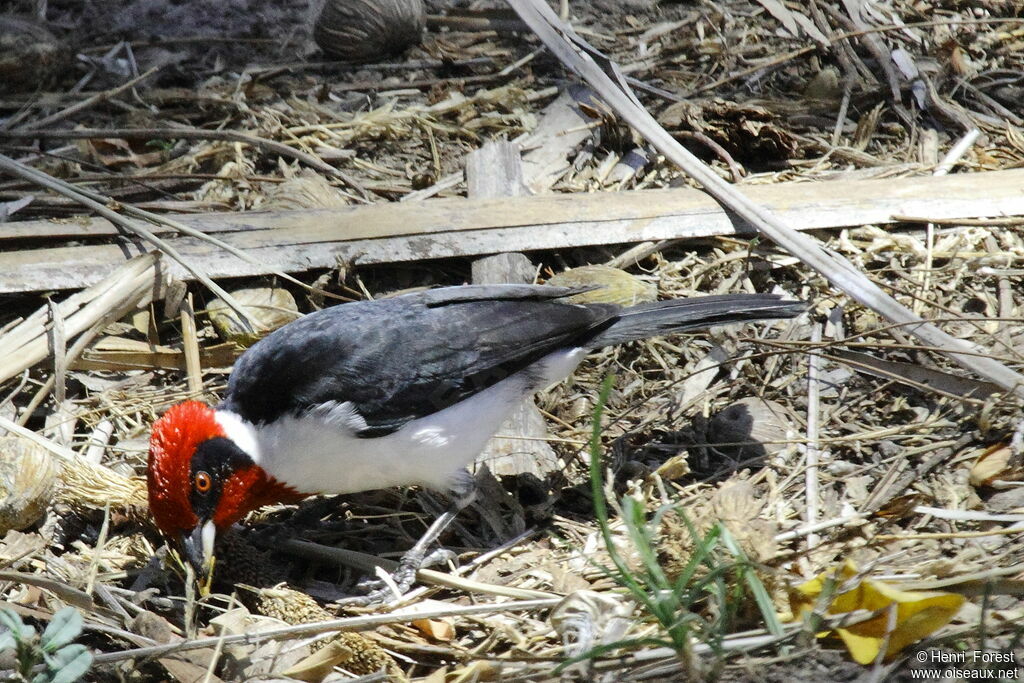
[{"xmin": 180, "ymin": 520, "xmax": 216, "ymax": 593}]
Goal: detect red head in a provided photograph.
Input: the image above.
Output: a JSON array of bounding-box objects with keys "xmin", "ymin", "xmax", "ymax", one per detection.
[{"xmin": 147, "ymin": 401, "xmax": 301, "ymax": 576}]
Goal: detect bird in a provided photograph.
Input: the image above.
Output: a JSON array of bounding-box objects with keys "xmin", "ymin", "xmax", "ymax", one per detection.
[{"xmin": 147, "ymin": 283, "xmax": 804, "ymax": 599}]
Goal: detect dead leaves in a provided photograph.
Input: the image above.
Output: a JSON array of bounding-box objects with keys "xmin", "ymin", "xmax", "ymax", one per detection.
[
  {"xmin": 968, "ymin": 443, "xmax": 1024, "ymax": 489},
  {"xmin": 659, "ymin": 99, "xmax": 799, "ymax": 165}
]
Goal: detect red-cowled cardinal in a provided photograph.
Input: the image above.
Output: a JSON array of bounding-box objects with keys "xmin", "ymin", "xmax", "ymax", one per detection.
[{"xmin": 147, "ymin": 284, "xmax": 804, "ymax": 600}]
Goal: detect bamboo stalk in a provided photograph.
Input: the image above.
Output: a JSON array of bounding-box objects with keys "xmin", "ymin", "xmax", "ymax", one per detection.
[{"xmin": 0, "ymin": 254, "xmax": 164, "ymax": 384}]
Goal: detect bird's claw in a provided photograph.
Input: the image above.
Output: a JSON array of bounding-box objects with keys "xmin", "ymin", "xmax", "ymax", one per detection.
[
  {"xmin": 340, "ymin": 569, "xmax": 415, "ymax": 607},
  {"xmin": 341, "ymin": 547, "xmax": 457, "ymax": 606},
  {"xmin": 418, "ymin": 547, "xmax": 457, "ymax": 569}
]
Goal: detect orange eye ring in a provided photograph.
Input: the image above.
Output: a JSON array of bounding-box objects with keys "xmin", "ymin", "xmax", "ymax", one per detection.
[{"xmin": 194, "ymin": 470, "xmax": 212, "ymax": 493}]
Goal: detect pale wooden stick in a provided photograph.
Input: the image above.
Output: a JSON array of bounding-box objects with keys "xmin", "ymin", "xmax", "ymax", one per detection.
[
  {"xmin": 19, "ymin": 68, "xmax": 159, "ymax": 132},
  {"xmin": 468, "ymin": 140, "xmax": 558, "ymax": 478},
  {"xmin": 180, "ymin": 294, "xmax": 203, "ymax": 397},
  {"xmin": 804, "ymin": 325, "xmax": 823, "ymax": 553},
  {"xmin": 91, "ymin": 597, "xmax": 563, "ymax": 665},
  {"xmin": 918, "ymin": 128, "xmax": 981, "ymax": 312},
  {"xmin": 279, "ymin": 538, "xmax": 557, "ymax": 600}
]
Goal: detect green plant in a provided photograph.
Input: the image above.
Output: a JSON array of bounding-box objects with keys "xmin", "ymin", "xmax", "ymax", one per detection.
[
  {"xmin": 0, "ymin": 606, "xmax": 93, "ymax": 683},
  {"xmin": 572, "ymin": 375, "xmax": 783, "ymax": 678}
]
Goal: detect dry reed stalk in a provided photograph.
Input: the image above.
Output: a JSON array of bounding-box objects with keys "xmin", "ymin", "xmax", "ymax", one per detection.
[
  {"xmin": 0, "ymin": 253, "xmax": 164, "ymax": 384},
  {"xmin": 0, "ymin": 253, "xmax": 159, "ymax": 360}
]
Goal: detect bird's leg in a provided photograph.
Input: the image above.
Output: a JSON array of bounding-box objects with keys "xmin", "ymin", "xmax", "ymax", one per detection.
[{"xmin": 350, "ymin": 469, "xmax": 476, "ymax": 605}]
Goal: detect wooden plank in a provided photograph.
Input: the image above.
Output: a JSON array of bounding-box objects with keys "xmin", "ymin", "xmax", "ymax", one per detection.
[
  {"xmin": 467, "ymin": 141, "xmax": 559, "ymax": 479},
  {"xmin": 466, "ymin": 140, "xmax": 531, "ymax": 202},
  {"xmin": 2, "ymin": 168, "xmax": 1023, "ymax": 293},
  {"xmin": 5, "ymin": 166, "xmax": 1022, "ymax": 244}
]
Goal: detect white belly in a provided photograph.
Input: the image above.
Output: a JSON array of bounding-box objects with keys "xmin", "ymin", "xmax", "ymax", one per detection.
[{"xmin": 217, "ymin": 348, "xmax": 586, "ymax": 495}]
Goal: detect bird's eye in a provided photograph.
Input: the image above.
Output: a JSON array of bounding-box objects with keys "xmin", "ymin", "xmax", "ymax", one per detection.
[{"xmin": 194, "ymin": 471, "xmax": 212, "ymax": 493}]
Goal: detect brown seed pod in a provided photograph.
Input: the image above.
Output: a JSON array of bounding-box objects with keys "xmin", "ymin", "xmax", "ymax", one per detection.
[
  {"xmin": 0, "ymin": 15, "xmax": 66, "ymax": 92},
  {"xmin": 313, "ymin": 0, "xmax": 425, "ymax": 62}
]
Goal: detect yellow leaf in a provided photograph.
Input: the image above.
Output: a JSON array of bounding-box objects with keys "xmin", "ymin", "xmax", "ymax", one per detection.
[{"xmin": 789, "ymin": 560, "xmax": 965, "ymax": 664}]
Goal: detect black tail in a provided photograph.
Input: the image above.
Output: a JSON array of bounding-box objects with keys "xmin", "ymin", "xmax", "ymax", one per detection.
[{"xmin": 586, "ymin": 294, "xmax": 805, "ymax": 348}]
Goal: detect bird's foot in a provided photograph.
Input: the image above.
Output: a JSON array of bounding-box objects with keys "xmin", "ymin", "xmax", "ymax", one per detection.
[
  {"xmin": 340, "ymin": 486, "xmax": 469, "ymax": 607},
  {"xmin": 341, "ymin": 547, "xmax": 457, "ymax": 607}
]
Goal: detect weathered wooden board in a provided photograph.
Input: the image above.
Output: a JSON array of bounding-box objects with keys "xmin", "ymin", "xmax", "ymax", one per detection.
[
  {"xmin": 467, "ymin": 140, "xmax": 560, "ymax": 479},
  {"xmin": 2, "ymin": 168, "xmax": 1023, "ymax": 293}
]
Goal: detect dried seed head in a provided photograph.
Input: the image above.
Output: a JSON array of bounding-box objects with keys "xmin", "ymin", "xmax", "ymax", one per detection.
[
  {"xmin": 207, "ymin": 287, "xmax": 300, "ymax": 345},
  {"xmin": 257, "ymin": 587, "xmax": 401, "ymax": 676},
  {"xmin": 257, "ymin": 586, "xmax": 330, "ymax": 625},
  {"xmin": 0, "ymin": 16, "xmax": 65, "ymax": 91},
  {"xmin": 547, "ymin": 265, "xmax": 658, "ymax": 306},
  {"xmin": 313, "ymin": 0, "xmax": 425, "ymax": 62},
  {"xmin": 58, "ymin": 456, "xmax": 148, "ymax": 515},
  {"xmin": 0, "ymin": 436, "xmax": 59, "ymax": 533}
]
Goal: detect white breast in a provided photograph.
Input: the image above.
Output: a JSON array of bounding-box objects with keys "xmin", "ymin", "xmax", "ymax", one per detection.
[{"xmin": 215, "ymin": 348, "xmax": 586, "ymax": 495}]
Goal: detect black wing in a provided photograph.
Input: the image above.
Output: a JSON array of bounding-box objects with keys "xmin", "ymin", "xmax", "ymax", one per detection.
[{"xmin": 220, "ymin": 285, "xmax": 616, "ymax": 435}]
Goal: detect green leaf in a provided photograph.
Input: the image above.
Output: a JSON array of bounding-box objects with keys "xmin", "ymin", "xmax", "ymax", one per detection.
[
  {"xmin": 40, "ymin": 608, "xmax": 83, "ymax": 653},
  {"xmin": 0, "ymin": 608, "xmax": 33, "ymax": 641},
  {"xmin": 44, "ymin": 644, "xmax": 93, "ymax": 683}
]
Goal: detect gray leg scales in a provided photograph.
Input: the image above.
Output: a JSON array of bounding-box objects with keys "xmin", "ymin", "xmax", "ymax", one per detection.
[{"xmin": 344, "ymin": 469, "xmax": 476, "ymax": 605}]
